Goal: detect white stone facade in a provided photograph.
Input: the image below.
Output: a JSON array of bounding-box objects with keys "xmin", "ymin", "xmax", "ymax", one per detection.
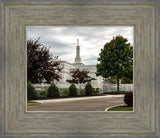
[{"xmin": 55, "ymin": 61, "xmax": 104, "ymax": 92}]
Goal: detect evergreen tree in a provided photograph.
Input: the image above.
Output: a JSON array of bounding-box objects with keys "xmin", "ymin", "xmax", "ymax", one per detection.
[
  {"xmin": 69, "ymin": 84, "xmax": 78, "ymax": 96},
  {"xmin": 27, "ymin": 82, "xmax": 37, "ymax": 100},
  {"xmin": 47, "ymin": 83, "xmax": 60, "ymax": 97},
  {"xmin": 85, "ymin": 83, "xmax": 93, "ymax": 96}
]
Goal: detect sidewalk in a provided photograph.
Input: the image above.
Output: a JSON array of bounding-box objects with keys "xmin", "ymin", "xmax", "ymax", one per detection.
[{"xmin": 31, "ymin": 95, "xmax": 124, "ymax": 104}]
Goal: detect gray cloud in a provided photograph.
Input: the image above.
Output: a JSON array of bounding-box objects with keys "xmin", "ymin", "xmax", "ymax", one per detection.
[{"xmin": 27, "ymin": 26, "xmax": 133, "ymax": 65}]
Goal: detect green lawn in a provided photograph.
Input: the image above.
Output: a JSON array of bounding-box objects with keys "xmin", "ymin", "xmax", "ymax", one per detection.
[
  {"xmin": 108, "ymin": 106, "xmax": 133, "ymax": 111},
  {"xmin": 27, "ymin": 101, "xmax": 37, "ymax": 104}
]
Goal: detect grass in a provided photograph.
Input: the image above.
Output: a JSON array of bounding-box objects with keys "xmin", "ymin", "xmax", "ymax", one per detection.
[
  {"xmin": 27, "ymin": 101, "xmax": 37, "ymax": 103},
  {"xmin": 108, "ymin": 106, "xmax": 133, "ymax": 111}
]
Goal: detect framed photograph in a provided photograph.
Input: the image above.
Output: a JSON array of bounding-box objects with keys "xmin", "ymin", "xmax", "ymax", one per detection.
[
  {"xmin": 26, "ymin": 26, "xmax": 134, "ymax": 112},
  {"xmin": 1, "ymin": 1, "xmax": 159, "ymax": 137}
]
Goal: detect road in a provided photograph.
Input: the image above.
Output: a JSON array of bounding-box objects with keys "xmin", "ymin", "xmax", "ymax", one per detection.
[{"xmin": 27, "ymin": 95, "xmax": 124, "ymax": 111}]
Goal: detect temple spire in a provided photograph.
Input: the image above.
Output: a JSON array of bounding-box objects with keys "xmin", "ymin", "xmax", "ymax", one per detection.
[
  {"xmin": 77, "ymin": 39, "xmax": 79, "ymax": 45},
  {"xmin": 75, "ymin": 39, "xmax": 81, "ymax": 64}
]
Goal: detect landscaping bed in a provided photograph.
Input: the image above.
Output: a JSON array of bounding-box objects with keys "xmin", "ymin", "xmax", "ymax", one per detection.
[{"xmin": 103, "ymin": 91, "xmax": 128, "ymax": 95}]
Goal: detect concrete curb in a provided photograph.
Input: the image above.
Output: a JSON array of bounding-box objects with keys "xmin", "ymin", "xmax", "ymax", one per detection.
[{"xmin": 31, "ymin": 95, "xmax": 124, "ymax": 104}]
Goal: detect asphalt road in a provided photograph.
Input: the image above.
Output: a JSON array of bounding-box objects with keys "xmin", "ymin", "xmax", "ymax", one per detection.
[{"xmin": 27, "ymin": 96, "xmax": 125, "ymax": 111}]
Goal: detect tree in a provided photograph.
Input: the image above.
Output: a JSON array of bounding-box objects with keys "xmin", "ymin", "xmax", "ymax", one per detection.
[
  {"xmin": 27, "ymin": 38, "xmax": 63, "ymax": 83},
  {"xmin": 121, "ymin": 64, "xmax": 133, "ymax": 84},
  {"xmin": 66, "ymin": 69, "xmax": 95, "ymax": 89},
  {"xmin": 96, "ymin": 35, "xmax": 133, "ymax": 92},
  {"xmin": 103, "ymin": 76, "xmax": 117, "ymax": 84}
]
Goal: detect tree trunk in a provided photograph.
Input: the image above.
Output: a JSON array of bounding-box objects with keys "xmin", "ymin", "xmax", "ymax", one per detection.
[{"xmin": 117, "ymin": 77, "xmax": 119, "ymax": 92}]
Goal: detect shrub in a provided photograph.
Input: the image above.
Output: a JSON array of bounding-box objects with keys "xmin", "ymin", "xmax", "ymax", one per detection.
[
  {"xmin": 63, "ymin": 89, "xmax": 69, "ymax": 96},
  {"xmin": 124, "ymin": 91, "xmax": 133, "ymax": 107},
  {"xmin": 27, "ymin": 82, "xmax": 37, "ymax": 100},
  {"xmin": 40, "ymin": 90, "xmax": 47, "ymax": 97},
  {"xmin": 85, "ymin": 83, "xmax": 93, "ymax": 96},
  {"xmin": 92, "ymin": 88, "xmax": 95, "ymax": 94},
  {"xmin": 80, "ymin": 89, "xmax": 86, "ymax": 96},
  {"xmin": 91, "ymin": 88, "xmax": 100, "ymax": 95},
  {"xmin": 95, "ymin": 88, "xmax": 100, "ymax": 95},
  {"xmin": 69, "ymin": 84, "xmax": 78, "ymax": 96},
  {"xmin": 47, "ymin": 83, "xmax": 60, "ymax": 97}
]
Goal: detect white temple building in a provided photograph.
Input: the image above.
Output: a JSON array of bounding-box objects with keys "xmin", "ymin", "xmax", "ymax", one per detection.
[
  {"xmin": 33, "ymin": 39, "xmax": 133, "ymax": 94},
  {"xmin": 54, "ymin": 39, "xmax": 104, "ymax": 93}
]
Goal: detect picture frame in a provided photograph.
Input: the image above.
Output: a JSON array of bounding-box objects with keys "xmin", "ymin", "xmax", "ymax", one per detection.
[{"xmin": 1, "ymin": 1, "xmax": 159, "ymax": 137}]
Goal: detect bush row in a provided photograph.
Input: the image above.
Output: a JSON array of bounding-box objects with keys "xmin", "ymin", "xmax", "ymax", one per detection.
[
  {"xmin": 27, "ymin": 82, "xmax": 133, "ymax": 107},
  {"xmin": 103, "ymin": 91, "xmax": 128, "ymax": 95},
  {"xmin": 27, "ymin": 82, "xmax": 100, "ymax": 100}
]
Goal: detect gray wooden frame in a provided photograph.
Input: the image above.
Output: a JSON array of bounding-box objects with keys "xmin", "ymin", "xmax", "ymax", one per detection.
[{"xmin": 1, "ymin": 1, "xmax": 159, "ymax": 137}]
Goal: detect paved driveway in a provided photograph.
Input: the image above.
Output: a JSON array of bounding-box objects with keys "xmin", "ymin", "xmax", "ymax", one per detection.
[{"xmin": 27, "ymin": 95, "xmax": 125, "ymax": 111}]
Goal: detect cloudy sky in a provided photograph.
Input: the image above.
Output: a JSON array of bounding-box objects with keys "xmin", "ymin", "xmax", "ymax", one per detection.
[{"xmin": 27, "ymin": 26, "xmax": 134, "ymax": 65}]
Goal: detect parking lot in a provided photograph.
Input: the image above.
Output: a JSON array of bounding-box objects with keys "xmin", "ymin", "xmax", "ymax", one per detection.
[{"xmin": 27, "ymin": 95, "xmax": 124, "ymax": 111}]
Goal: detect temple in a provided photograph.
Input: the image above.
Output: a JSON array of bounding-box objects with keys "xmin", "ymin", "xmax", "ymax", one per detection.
[{"xmin": 55, "ymin": 39, "xmax": 104, "ymax": 93}]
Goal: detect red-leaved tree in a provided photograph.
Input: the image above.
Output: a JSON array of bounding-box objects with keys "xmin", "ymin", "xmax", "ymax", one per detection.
[
  {"xmin": 66, "ymin": 69, "xmax": 95, "ymax": 89},
  {"xmin": 27, "ymin": 38, "xmax": 63, "ymax": 83}
]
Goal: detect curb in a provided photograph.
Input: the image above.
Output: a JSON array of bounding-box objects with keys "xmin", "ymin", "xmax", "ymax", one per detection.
[
  {"xmin": 31, "ymin": 95, "xmax": 124, "ymax": 104},
  {"xmin": 105, "ymin": 104, "xmax": 126, "ymax": 111}
]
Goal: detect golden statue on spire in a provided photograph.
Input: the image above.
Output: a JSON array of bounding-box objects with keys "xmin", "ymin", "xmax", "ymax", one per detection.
[{"xmin": 77, "ymin": 39, "xmax": 79, "ymax": 45}]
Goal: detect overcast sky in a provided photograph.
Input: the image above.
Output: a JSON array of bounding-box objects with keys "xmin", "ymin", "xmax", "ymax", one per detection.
[{"xmin": 27, "ymin": 26, "xmax": 133, "ymax": 65}]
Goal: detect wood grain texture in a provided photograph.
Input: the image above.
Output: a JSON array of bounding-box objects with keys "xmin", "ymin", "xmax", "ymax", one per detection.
[{"xmin": 1, "ymin": 1, "xmax": 159, "ymax": 137}]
